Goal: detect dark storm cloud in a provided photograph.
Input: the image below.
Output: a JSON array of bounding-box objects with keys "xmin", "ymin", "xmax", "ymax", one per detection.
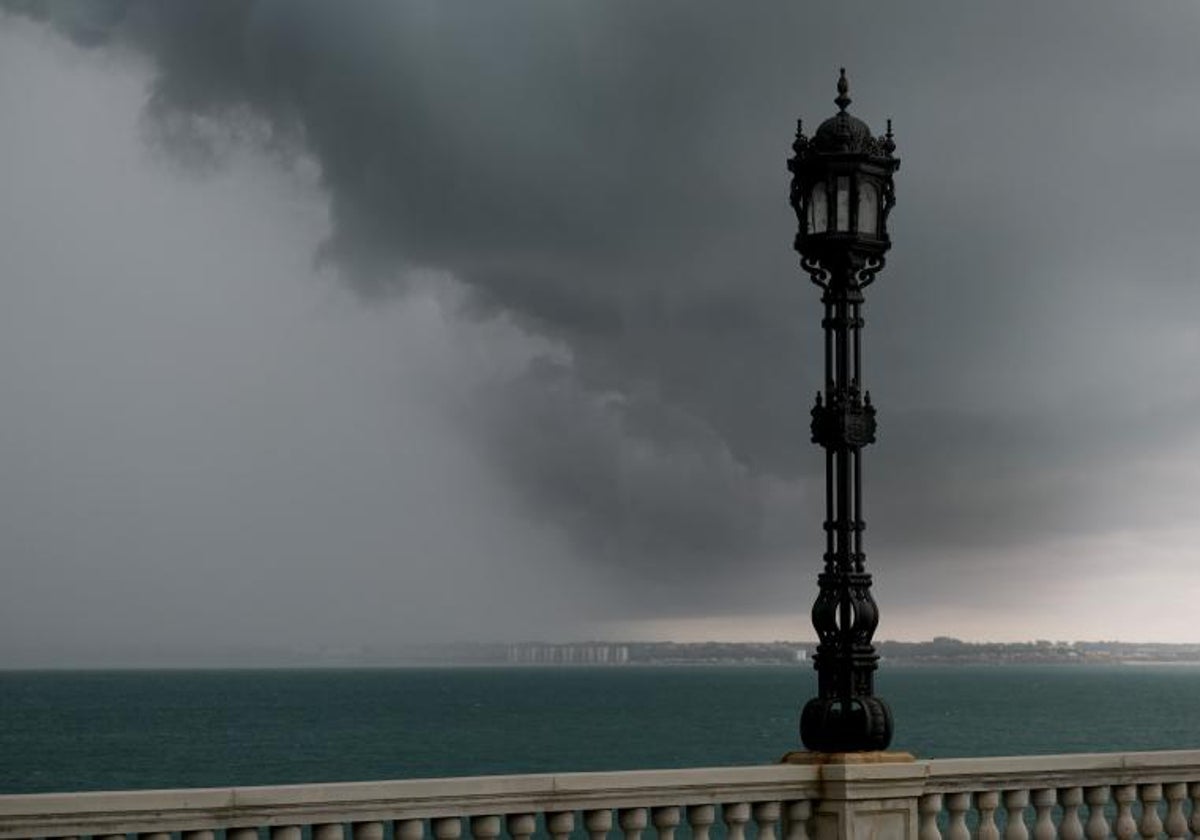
[
  {"xmin": 471, "ymin": 356, "xmax": 768, "ymax": 580},
  {"xmin": 6, "ymin": 0, "xmax": 1200, "ymax": 613}
]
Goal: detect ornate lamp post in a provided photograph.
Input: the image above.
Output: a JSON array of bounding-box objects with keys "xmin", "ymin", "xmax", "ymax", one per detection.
[{"xmin": 787, "ymin": 69, "xmax": 899, "ymax": 752}]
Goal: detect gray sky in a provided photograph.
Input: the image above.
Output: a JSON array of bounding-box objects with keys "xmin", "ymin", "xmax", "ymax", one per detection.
[{"xmin": 2, "ymin": 1, "xmax": 1200, "ymax": 665}]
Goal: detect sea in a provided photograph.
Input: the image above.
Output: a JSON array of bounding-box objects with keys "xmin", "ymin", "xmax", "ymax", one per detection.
[{"xmin": 3, "ymin": 664, "xmax": 1200, "ymax": 794}]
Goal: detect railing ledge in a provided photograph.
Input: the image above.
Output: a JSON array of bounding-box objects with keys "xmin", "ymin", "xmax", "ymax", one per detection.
[
  {"xmin": 9, "ymin": 751, "xmax": 1200, "ymax": 840},
  {"xmin": 0, "ymin": 764, "xmax": 825, "ymax": 839},
  {"xmin": 922, "ymin": 749, "xmax": 1200, "ymax": 793}
]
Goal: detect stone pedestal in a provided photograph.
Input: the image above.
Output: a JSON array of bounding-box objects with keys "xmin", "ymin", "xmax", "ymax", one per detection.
[{"xmin": 781, "ymin": 752, "xmax": 923, "ymax": 840}]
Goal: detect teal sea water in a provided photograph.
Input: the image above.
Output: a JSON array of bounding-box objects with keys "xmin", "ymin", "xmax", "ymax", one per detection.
[{"xmin": 3, "ymin": 664, "xmax": 1200, "ymax": 794}]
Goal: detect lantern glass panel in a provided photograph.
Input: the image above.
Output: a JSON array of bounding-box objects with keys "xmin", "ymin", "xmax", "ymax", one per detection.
[
  {"xmin": 809, "ymin": 184, "xmax": 827, "ymax": 233},
  {"xmin": 836, "ymin": 176, "xmax": 850, "ymax": 231},
  {"xmin": 857, "ymin": 182, "xmax": 879, "ymax": 236}
]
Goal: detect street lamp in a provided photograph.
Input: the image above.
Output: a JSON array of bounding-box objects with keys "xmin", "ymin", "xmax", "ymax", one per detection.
[{"xmin": 787, "ymin": 69, "xmax": 899, "ymax": 752}]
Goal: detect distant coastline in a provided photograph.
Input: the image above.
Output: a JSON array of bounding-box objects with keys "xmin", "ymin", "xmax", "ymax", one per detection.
[
  {"xmin": 489, "ymin": 638, "xmax": 1200, "ymax": 668},
  {"xmin": 198, "ymin": 638, "xmax": 1200, "ymax": 668},
  {"xmin": 11, "ymin": 638, "xmax": 1200, "ymax": 670}
]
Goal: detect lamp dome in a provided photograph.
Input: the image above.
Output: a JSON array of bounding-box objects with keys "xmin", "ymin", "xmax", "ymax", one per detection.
[
  {"xmin": 808, "ymin": 69, "xmax": 893, "ymax": 157},
  {"xmin": 812, "ymin": 111, "xmax": 876, "ymax": 154}
]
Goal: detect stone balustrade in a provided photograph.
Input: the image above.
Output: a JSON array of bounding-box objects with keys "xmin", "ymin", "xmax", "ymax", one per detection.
[
  {"xmin": 918, "ymin": 751, "xmax": 1200, "ymax": 840},
  {"xmin": 4, "ymin": 750, "xmax": 1200, "ymax": 840}
]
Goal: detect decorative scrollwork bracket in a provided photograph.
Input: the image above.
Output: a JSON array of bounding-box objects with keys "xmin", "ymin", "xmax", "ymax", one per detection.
[
  {"xmin": 801, "ymin": 256, "xmax": 830, "ymax": 291},
  {"xmin": 854, "ymin": 256, "xmax": 886, "ymax": 289}
]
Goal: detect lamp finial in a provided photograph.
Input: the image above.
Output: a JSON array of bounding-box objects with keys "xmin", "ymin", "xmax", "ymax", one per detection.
[{"xmin": 835, "ymin": 68, "xmax": 851, "ymax": 112}]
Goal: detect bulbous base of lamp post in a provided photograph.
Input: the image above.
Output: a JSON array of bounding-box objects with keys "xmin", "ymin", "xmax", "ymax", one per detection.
[{"xmin": 800, "ymin": 694, "xmax": 893, "ymax": 752}]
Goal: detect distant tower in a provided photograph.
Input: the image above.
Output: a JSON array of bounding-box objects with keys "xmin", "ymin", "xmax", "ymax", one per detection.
[{"xmin": 787, "ymin": 69, "xmax": 900, "ymax": 752}]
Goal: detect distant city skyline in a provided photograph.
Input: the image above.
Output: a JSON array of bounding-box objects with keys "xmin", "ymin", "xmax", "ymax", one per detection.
[{"xmin": 2, "ymin": 2, "xmax": 1200, "ymax": 666}]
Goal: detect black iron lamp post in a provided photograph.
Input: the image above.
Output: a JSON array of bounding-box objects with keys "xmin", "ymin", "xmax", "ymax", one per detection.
[{"xmin": 787, "ymin": 69, "xmax": 899, "ymax": 753}]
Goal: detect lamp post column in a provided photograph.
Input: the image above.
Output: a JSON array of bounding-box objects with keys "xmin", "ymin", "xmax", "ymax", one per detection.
[{"xmin": 788, "ymin": 69, "xmax": 899, "ymax": 753}]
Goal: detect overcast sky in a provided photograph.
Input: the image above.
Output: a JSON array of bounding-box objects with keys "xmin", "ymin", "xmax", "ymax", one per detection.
[{"xmin": 2, "ymin": 1, "xmax": 1200, "ymax": 666}]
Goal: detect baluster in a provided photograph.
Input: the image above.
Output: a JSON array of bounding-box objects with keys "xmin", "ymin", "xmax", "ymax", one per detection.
[
  {"xmin": 548, "ymin": 811, "xmax": 576, "ymax": 840},
  {"xmin": 433, "ymin": 817, "xmax": 462, "ymax": 840},
  {"xmin": 688, "ymin": 805, "xmax": 716, "ymax": 840},
  {"xmin": 506, "ymin": 814, "xmax": 537, "ymax": 840},
  {"xmin": 783, "ymin": 800, "xmax": 811, "ymax": 840},
  {"xmin": 945, "ymin": 792, "xmax": 970, "ymax": 840},
  {"xmin": 1138, "ymin": 784, "xmax": 1163, "ymax": 840},
  {"xmin": 396, "ymin": 820, "xmax": 425, "ymax": 840},
  {"xmin": 753, "ymin": 802, "xmax": 781, "ymax": 840},
  {"xmin": 978, "ymin": 791, "xmax": 1001, "ymax": 840},
  {"xmin": 1031, "ymin": 789, "xmax": 1056, "ymax": 840},
  {"xmin": 620, "ymin": 808, "xmax": 648, "ymax": 840},
  {"xmin": 140, "ymin": 833, "xmax": 172, "ymax": 840},
  {"xmin": 585, "ymin": 809, "xmax": 614, "ymax": 840},
  {"xmin": 270, "ymin": 828, "xmax": 301, "ymax": 840},
  {"xmin": 98, "ymin": 834, "xmax": 126, "ymax": 840},
  {"xmin": 654, "ymin": 807, "xmax": 682, "ymax": 840},
  {"xmin": 1085, "ymin": 787, "xmax": 1111, "ymax": 840},
  {"xmin": 1113, "ymin": 785, "xmax": 1138, "ymax": 840},
  {"xmin": 919, "ymin": 794, "xmax": 943, "ymax": 840},
  {"xmin": 1059, "ymin": 787, "xmax": 1084, "ymax": 840},
  {"xmin": 354, "ymin": 822, "xmax": 385, "ymax": 840},
  {"xmin": 183, "ymin": 832, "xmax": 215, "ymax": 840},
  {"xmin": 470, "ymin": 816, "xmax": 501, "ymax": 840},
  {"xmin": 724, "ymin": 803, "xmax": 751, "ymax": 840},
  {"xmin": 314, "ymin": 825, "xmax": 345, "ymax": 840},
  {"xmin": 1005, "ymin": 790, "xmax": 1030, "ymax": 840},
  {"xmin": 1190, "ymin": 783, "xmax": 1200, "ymax": 839},
  {"xmin": 229, "ymin": 828, "xmax": 259, "ymax": 840},
  {"xmin": 1163, "ymin": 782, "xmax": 1187, "ymax": 840}
]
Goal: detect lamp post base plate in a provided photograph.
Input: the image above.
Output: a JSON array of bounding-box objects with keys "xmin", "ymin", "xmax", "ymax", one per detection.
[{"xmin": 778, "ymin": 750, "xmax": 915, "ymax": 765}]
